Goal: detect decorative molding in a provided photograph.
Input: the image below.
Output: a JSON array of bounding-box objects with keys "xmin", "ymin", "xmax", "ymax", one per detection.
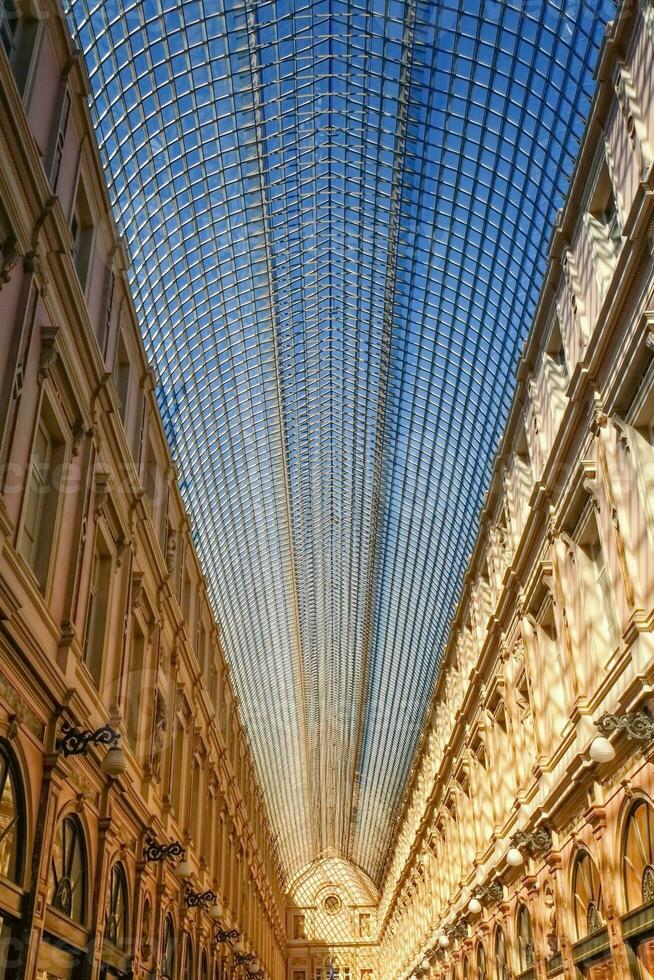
[
  {"xmin": 0, "ymin": 671, "xmax": 43, "ymax": 740},
  {"xmin": 37, "ymin": 326, "xmax": 60, "ymax": 384}
]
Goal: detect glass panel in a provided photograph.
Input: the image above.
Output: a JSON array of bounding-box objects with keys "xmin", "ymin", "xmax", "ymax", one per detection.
[
  {"xmin": 623, "ymin": 801, "xmax": 654, "ymax": 911},
  {"xmin": 48, "ymin": 816, "xmax": 86, "ymax": 924},
  {"xmin": 64, "ymin": 0, "xmax": 615, "ymax": 881},
  {"xmin": 573, "ymin": 850, "xmax": 605, "ymax": 940},
  {"xmin": 0, "ymin": 750, "xmax": 20, "ymax": 882}
]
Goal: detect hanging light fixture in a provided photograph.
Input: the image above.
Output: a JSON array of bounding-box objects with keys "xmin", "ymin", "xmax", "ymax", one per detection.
[
  {"xmin": 506, "ymin": 847, "xmax": 524, "ymax": 868},
  {"xmin": 468, "ymin": 897, "xmax": 482, "ymax": 915},
  {"xmin": 588, "ymin": 735, "xmax": 616, "ymax": 763},
  {"xmin": 210, "ymin": 899, "xmax": 223, "ymax": 921},
  {"xmin": 420, "ymin": 958, "xmax": 430, "ymax": 973},
  {"xmin": 101, "ymin": 744, "xmax": 128, "ymax": 777},
  {"xmin": 174, "ymin": 856, "xmax": 192, "ymax": 879},
  {"xmin": 438, "ymin": 934, "xmax": 449, "ymax": 949}
]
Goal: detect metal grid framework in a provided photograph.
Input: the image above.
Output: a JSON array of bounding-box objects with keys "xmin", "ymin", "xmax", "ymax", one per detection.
[{"xmin": 66, "ymin": 0, "xmax": 613, "ymax": 884}]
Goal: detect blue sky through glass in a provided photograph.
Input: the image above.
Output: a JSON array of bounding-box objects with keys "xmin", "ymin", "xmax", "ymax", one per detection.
[{"xmin": 67, "ymin": 0, "xmax": 613, "ymax": 883}]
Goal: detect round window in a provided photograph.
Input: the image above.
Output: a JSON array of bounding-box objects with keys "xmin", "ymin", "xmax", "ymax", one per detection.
[{"xmin": 323, "ymin": 894, "xmax": 341, "ymax": 914}]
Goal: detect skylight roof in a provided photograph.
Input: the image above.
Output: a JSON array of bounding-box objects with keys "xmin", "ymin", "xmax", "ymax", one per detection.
[{"xmin": 66, "ymin": 0, "xmax": 613, "ymax": 883}]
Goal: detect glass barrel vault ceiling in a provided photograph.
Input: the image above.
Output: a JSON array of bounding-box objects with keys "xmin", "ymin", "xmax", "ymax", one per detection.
[{"xmin": 66, "ymin": 0, "xmax": 614, "ymax": 884}]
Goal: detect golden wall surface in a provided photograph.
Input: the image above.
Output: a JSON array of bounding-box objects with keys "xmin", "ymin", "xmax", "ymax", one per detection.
[
  {"xmin": 4, "ymin": 1, "xmax": 654, "ymax": 980},
  {"xmin": 378, "ymin": 2, "xmax": 654, "ymax": 979},
  {"xmin": 0, "ymin": 2, "xmax": 286, "ymax": 978}
]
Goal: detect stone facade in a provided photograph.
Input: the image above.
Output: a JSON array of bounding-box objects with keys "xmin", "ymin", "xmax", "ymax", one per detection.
[
  {"xmin": 0, "ymin": 2, "xmax": 285, "ymax": 979},
  {"xmin": 3, "ymin": 0, "xmax": 654, "ymax": 980},
  {"xmin": 377, "ymin": 2, "xmax": 654, "ymax": 979}
]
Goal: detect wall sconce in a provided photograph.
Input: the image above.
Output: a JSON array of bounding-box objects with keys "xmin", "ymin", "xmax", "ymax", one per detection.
[
  {"xmin": 58, "ymin": 723, "xmax": 128, "ymax": 776},
  {"xmin": 467, "ymin": 897, "xmax": 482, "ymax": 915},
  {"xmin": 437, "ymin": 934, "xmax": 449, "ymax": 949},
  {"xmin": 185, "ymin": 887, "xmax": 216, "ymax": 909},
  {"xmin": 589, "ymin": 710, "xmax": 654, "ymax": 762},
  {"xmin": 420, "ymin": 958, "xmax": 430, "ymax": 973},
  {"xmin": 143, "ymin": 838, "xmax": 185, "ymax": 863}
]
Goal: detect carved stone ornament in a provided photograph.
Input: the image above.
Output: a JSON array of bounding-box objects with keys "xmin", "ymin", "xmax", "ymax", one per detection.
[
  {"xmin": 37, "ymin": 327, "xmax": 60, "ymax": 385},
  {"xmin": 94, "ymin": 473, "xmax": 110, "ymax": 521},
  {"xmin": 165, "ymin": 529, "xmax": 177, "ymax": 575},
  {"xmin": 150, "ymin": 688, "xmax": 167, "ymax": 781},
  {"xmin": 0, "ymin": 236, "xmax": 19, "ymax": 289},
  {"xmin": 0, "ymin": 671, "xmax": 44, "ymax": 739}
]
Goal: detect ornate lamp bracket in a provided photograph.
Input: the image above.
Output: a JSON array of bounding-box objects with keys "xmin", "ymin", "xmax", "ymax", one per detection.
[
  {"xmin": 235, "ymin": 952, "xmax": 256, "ymax": 966},
  {"xmin": 185, "ymin": 887, "xmax": 216, "ymax": 909},
  {"xmin": 143, "ymin": 838, "xmax": 185, "ymax": 863},
  {"xmin": 216, "ymin": 928, "xmax": 240, "ymax": 944},
  {"xmin": 59, "ymin": 722, "xmax": 120, "ymax": 756},
  {"xmin": 445, "ymin": 922, "xmax": 468, "ymax": 940},
  {"xmin": 473, "ymin": 880, "xmax": 503, "ymax": 904},
  {"xmin": 595, "ymin": 711, "xmax": 654, "ymax": 751},
  {"xmin": 510, "ymin": 826, "xmax": 552, "ymax": 855}
]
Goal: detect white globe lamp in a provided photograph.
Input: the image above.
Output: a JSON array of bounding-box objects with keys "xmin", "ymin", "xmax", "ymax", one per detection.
[{"xmin": 589, "ymin": 735, "xmax": 616, "ymax": 763}]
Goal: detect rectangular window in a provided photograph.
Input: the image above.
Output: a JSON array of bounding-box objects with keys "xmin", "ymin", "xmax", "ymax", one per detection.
[
  {"xmin": 83, "ymin": 535, "xmax": 112, "ymax": 687},
  {"xmin": 576, "ymin": 506, "xmax": 620, "ymax": 651},
  {"xmin": 50, "ymin": 90, "xmax": 71, "ymax": 191},
  {"xmin": 181, "ymin": 569, "xmax": 192, "ymax": 624},
  {"xmin": 99, "ymin": 269, "xmax": 115, "ymax": 351},
  {"xmin": 144, "ymin": 439, "xmax": 157, "ymax": 510},
  {"xmin": 171, "ymin": 718, "xmax": 185, "ymax": 816},
  {"xmin": 19, "ymin": 405, "xmax": 65, "ymax": 590},
  {"xmin": 1, "ymin": 0, "xmax": 39, "ymax": 96},
  {"xmin": 70, "ymin": 180, "xmax": 94, "ymax": 291},
  {"xmin": 114, "ymin": 332, "xmax": 131, "ymax": 422},
  {"xmin": 125, "ymin": 619, "xmax": 145, "ymax": 750},
  {"xmin": 587, "ymin": 158, "xmax": 622, "ymax": 291},
  {"xmin": 0, "ymin": 0, "xmax": 17, "ymax": 61}
]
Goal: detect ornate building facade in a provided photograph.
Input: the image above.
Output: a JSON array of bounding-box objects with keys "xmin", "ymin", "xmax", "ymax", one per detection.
[
  {"xmin": 377, "ymin": 3, "xmax": 654, "ymax": 979},
  {"xmin": 2, "ymin": 1, "xmax": 654, "ymax": 980},
  {"xmin": 0, "ymin": 2, "xmax": 286, "ymax": 978}
]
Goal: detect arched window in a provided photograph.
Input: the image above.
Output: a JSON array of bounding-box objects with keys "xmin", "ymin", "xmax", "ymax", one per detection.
[
  {"xmin": 494, "ymin": 926, "xmax": 508, "ymax": 980},
  {"xmin": 476, "ymin": 943, "xmax": 487, "ymax": 980},
  {"xmin": 0, "ymin": 742, "xmax": 25, "ymax": 885},
  {"xmin": 161, "ymin": 914, "xmax": 176, "ymax": 980},
  {"xmin": 572, "ymin": 849, "xmax": 605, "ymax": 939},
  {"xmin": 105, "ymin": 863, "xmax": 129, "ymax": 950},
  {"xmin": 201, "ymin": 950, "xmax": 210, "ymax": 980},
  {"xmin": 182, "ymin": 933, "xmax": 194, "ymax": 980},
  {"xmin": 48, "ymin": 815, "xmax": 87, "ymax": 923},
  {"xmin": 623, "ymin": 799, "xmax": 654, "ymax": 910},
  {"xmin": 517, "ymin": 903, "xmax": 535, "ymax": 970}
]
